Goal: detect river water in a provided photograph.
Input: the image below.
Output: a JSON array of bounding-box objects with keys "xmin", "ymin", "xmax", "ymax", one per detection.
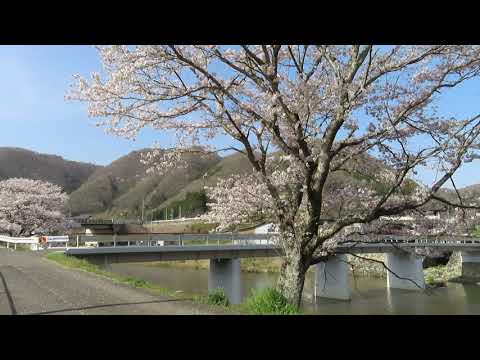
[{"xmin": 102, "ymin": 262, "xmax": 480, "ymax": 314}]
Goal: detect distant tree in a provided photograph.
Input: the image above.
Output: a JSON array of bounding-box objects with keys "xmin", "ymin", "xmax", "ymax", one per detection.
[
  {"xmin": 70, "ymin": 45, "xmax": 480, "ymax": 307},
  {"xmin": 0, "ymin": 178, "xmax": 68, "ymax": 236}
]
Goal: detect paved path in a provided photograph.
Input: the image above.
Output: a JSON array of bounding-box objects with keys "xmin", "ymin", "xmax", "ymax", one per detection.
[{"xmin": 0, "ymin": 248, "xmax": 220, "ymax": 315}]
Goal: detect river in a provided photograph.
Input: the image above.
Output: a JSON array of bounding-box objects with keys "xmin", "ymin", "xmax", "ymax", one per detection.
[{"xmin": 101, "ymin": 262, "xmax": 480, "ymax": 314}]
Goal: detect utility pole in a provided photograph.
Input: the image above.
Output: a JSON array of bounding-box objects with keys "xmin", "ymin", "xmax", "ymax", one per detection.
[{"xmin": 141, "ymin": 197, "xmax": 145, "ymax": 223}]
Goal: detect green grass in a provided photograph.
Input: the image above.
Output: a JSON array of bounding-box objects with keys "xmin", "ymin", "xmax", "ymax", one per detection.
[
  {"xmin": 242, "ymin": 288, "xmax": 300, "ymax": 315},
  {"xmin": 184, "ymin": 222, "xmax": 218, "ymax": 233},
  {"xmin": 2, "ymin": 244, "xmax": 32, "ymax": 251},
  {"xmin": 44, "ymin": 252, "xmax": 304, "ymax": 315},
  {"xmin": 13, "ymin": 244, "xmax": 32, "ymax": 251},
  {"xmin": 143, "ymin": 257, "xmax": 285, "ymax": 274},
  {"xmin": 240, "ymin": 258, "xmax": 283, "ymax": 273},
  {"xmin": 472, "ymin": 226, "xmax": 480, "ymax": 238},
  {"xmin": 44, "ymin": 252, "xmax": 245, "ymax": 313},
  {"xmin": 205, "ymin": 288, "xmax": 230, "ymax": 307},
  {"xmin": 45, "ymin": 252, "xmax": 183, "ymax": 298},
  {"xmin": 423, "ymin": 252, "xmax": 462, "ymax": 285}
]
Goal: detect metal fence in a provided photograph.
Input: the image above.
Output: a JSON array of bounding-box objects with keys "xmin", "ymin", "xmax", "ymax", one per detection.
[
  {"xmin": 0, "ymin": 235, "xmax": 69, "ymax": 250},
  {"xmin": 77, "ymin": 233, "xmax": 276, "ymax": 247}
]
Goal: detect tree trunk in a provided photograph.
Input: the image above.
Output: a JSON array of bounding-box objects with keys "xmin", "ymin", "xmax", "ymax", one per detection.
[{"xmin": 278, "ymin": 248, "xmax": 307, "ymax": 309}]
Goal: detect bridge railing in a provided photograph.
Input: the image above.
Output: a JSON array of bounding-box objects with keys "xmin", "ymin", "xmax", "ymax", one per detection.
[
  {"xmin": 73, "ymin": 233, "xmax": 480, "ymax": 250},
  {"xmin": 77, "ymin": 233, "xmax": 277, "ymax": 247},
  {"xmin": 43, "ymin": 236, "xmax": 70, "ymax": 249},
  {"xmin": 151, "ymin": 216, "xmax": 202, "ymax": 223},
  {"xmin": 76, "ymin": 218, "xmax": 145, "ymax": 225},
  {"xmin": 0, "ymin": 235, "xmax": 70, "ymax": 250},
  {"xmin": 0, "ymin": 235, "xmax": 39, "ymax": 250}
]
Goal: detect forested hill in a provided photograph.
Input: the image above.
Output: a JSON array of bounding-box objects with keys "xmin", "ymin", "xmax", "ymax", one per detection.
[
  {"xmin": 67, "ymin": 148, "xmax": 480, "ymax": 219},
  {"xmin": 4, "ymin": 146, "xmax": 477, "ymax": 220},
  {"xmin": 0, "ymin": 147, "xmax": 100, "ymax": 193},
  {"xmin": 68, "ymin": 149, "xmax": 224, "ymax": 217}
]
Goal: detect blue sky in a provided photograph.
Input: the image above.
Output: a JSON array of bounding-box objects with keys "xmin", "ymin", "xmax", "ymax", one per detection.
[{"xmin": 0, "ymin": 45, "xmax": 479, "ymax": 188}]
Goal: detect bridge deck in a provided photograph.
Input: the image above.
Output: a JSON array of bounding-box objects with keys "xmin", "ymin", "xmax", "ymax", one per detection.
[
  {"xmin": 65, "ymin": 239, "xmax": 480, "ymax": 263},
  {"xmin": 64, "ymin": 232, "xmax": 480, "ymax": 263},
  {"xmin": 336, "ymin": 241, "xmax": 480, "ymax": 253},
  {"xmin": 66, "ymin": 245, "xmax": 283, "ymax": 262}
]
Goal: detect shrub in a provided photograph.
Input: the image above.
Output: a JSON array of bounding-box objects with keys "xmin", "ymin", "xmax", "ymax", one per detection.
[
  {"xmin": 124, "ymin": 277, "xmax": 148, "ymax": 288},
  {"xmin": 207, "ymin": 288, "xmax": 230, "ymax": 307},
  {"xmin": 243, "ymin": 288, "xmax": 299, "ymax": 315},
  {"xmin": 473, "ymin": 226, "xmax": 480, "ymax": 238}
]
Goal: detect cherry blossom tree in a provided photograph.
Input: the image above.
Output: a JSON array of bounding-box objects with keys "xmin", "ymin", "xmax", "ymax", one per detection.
[
  {"xmin": 69, "ymin": 45, "xmax": 480, "ymax": 307},
  {"xmin": 0, "ymin": 178, "xmax": 68, "ymax": 237}
]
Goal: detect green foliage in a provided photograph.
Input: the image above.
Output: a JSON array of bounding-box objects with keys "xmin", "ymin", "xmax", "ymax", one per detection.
[
  {"xmin": 185, "ymin": 222, "xmax": 218, "ymax": 233},
  {"xmin": 401, "ymin": 178, "xmax": 419, "ymax": 196},
  {"xmin": 152, "ymin": 191, "xmax": 208, "ymax": 220},
  {"xmin": 243, "ymin": 288, "xmax": 300, "ymax": 315},
  {"xmin": 14, "ymin": 244, "xmax": 32, "ymax": 252},
  {"xmin": 206, "ymin": 288, "xmax": 230, "ymax": 307},
  {"xmin": 69, "ymin": 149, "xmax": 220, "ymax": 217},
  {"xmin": 240, "ymin": 258, "xmax": 282, "ymax": 273},
  {"xmin": 473, "ymin": 226, "xmax": 480, "ymax": 238},
  {"xmin": 423, "ymin": 252, "xmax": 462, "ymax": 285},
  {"xmin": 154, "ymin": 153, "xmax": 253, "ymax": 210}
]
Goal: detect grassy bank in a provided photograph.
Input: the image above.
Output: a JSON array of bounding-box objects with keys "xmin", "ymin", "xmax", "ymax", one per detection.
[
  {"xmin": 46, "ymin": 250, "xmax": 465, "ymax": 314},
  {"xmin": 44, "ymin": 252, "xmax": 298, "ymax": 314},
  {"xmin": 144, "ymin": 255, "xmax": 382, "ymax": 277},
  {"xmin": 346, "ymin": 252, "xmax": 463, "ymax": 285},
  {"xmin": 346, "ymin": 251, "xmax": 464, "ymax": 285},
  {"xmin": 424, "ymin": 252, "xmax": 462, "ymax": 285},
  {"xmin": 45, "ymin": 252, "xmax": 181, "ymax": 297},
  {"xmin": 143, "ymin": 257, "xmax": 286, "ymax": 274},
  {"xmin": 473, "ymin": 227, "xmax": 480, "ymax": 237},
  {"xmin": 44, "ymin": 252, "xmax": 238, "ymax": 313}
]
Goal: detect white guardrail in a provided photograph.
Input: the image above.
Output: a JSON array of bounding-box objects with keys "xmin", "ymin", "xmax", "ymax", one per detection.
[
  {"xmin": 151, "ymin": 216, "xmax": 202, "ymax": 223},
  {"xmin": 0, "ymin": 235, "xmax": 69, "ymax": 250}
]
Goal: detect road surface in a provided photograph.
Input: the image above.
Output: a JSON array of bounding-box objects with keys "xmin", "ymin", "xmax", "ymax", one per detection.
[{"xmin": 0, "ymin": 248, "xmax": 221, "ymax": 315}]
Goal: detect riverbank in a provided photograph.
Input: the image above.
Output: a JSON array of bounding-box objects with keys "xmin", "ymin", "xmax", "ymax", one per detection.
[
  {"xmin": 347, "ymin": 252, "xmax": 463, "ymax": 286},
  {"xmin": 143, "ymin": 257, "xmax": 285, "ymax": 273},
  {"xmin": 0, "ymin": 248, "xmax": 237, "ymax": 315},
  {"xmin": 45, "ymin": 252, "xmax": 300, "ymax": 314},
  {"xmin": 142, "ymin": 252, "xmax": 464, "ymax": 287},
  {"xmin": 43, "ymin": 250, "xmax": 480, "ymax": 314},
  {"xmin": 143, "ymin": 254, "xmax": 389, "ymax": 277},
  {"xmin": 44, "ymin": 252, "xmax": 238, "ymax": 314}
]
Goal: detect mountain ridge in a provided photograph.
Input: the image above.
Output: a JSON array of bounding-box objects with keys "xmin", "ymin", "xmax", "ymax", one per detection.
[
  {"xmin": 0, "ymin": 147, "xmax": 101, "ymax": 194},
  {"xmin": 1, "ymin": 146, "xmax": 478, "ymax": 219}
]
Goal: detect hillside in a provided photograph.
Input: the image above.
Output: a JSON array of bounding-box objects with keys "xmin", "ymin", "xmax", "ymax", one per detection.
[
  {"xmin": 0, "ymin": 147, "xmax": 100, "ymax": 193},
  {"xmin": 458, "ymin": 184, "xmax": 480, "ymax": 201},
  {"xmin": 68, "ymin": 149, "xmax": 221, "ymax": 217},
  {"xmin": 62, "ymin": 144, "xmax": 479, "ymax": 221},
  {"xmin": 425, "ymin": 184, "xmax": 480, "ymax": 211},
  {"xmin": 3, "ymin": 146, "xmax": 476, "ymax": 222},
  {"xmin": 154, "ymin": 153, "xmax": 254, "ymax": 210}
]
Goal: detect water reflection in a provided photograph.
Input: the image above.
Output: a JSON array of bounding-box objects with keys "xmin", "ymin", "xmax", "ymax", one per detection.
[{"xmin": 103, "ymin": 262, "xmax": 480, "ymax": 314}]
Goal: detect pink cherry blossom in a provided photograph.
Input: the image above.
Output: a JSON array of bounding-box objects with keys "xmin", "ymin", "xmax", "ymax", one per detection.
[
  {"xmin": 0, "ymin": 178, "xmax": 68, "ymax": 237},
  {"xmin": 69, "ymin": 45, "xmax": 480, "ymax": 306}
]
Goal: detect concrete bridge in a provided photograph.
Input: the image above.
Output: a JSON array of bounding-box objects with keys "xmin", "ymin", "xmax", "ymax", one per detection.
[{"xmin": 65, "ymin": 233, "xmax": 480, "ymax": 304}]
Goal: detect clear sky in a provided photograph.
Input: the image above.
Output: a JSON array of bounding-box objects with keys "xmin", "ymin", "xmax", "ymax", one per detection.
[{"xmin": 0, "ymin": 45, "xmax": 479, "ymax": 188}]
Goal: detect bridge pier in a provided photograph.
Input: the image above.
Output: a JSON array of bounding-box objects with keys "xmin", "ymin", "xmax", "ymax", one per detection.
[
  {"xmin": 315, "ymin": 255, "xmax": 351, "ymax": 300},
  {"xmin": 386, "ymin": 253, "xmax": 425, "ymax": 291},
  {"xmin": 208, "ymin": 258, "xmax": 242, "ymax": 305},
  {"xmin": 460, "ymin": 251, "xmax": 480, "ymax": 281}
]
